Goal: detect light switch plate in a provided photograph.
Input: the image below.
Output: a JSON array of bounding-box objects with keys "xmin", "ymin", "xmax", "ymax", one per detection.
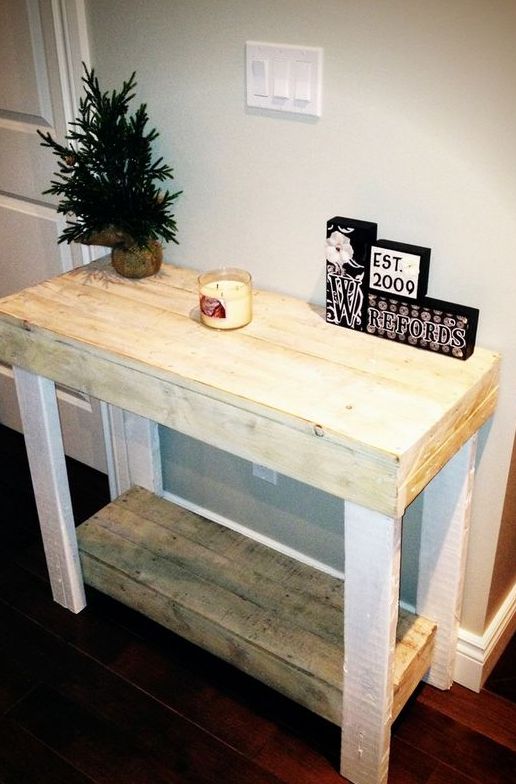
[{"xmin": 246, "ymin": 41, "xmax": 323, "ymax": 117}]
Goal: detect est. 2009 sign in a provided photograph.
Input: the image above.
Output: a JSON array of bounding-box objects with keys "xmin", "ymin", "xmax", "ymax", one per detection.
[{"xmin": 325, "ymin": 216, "xmax": 479, "ymax": 360}]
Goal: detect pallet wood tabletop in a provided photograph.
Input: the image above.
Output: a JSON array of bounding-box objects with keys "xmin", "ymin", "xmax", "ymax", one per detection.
[{"xmin": 0, "ymin": 257, "xmax": 499, "ymax": 515}]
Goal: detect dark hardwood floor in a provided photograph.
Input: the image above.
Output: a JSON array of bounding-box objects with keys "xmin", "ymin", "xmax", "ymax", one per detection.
[{"xmin": 0, "ymin": 424, "xmax": 514, "ymax": 783}]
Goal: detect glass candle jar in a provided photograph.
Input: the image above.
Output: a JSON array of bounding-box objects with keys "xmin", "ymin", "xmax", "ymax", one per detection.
[{"xmin": 198, "ymin": 268, "xmax": 252, "ymax": 329}]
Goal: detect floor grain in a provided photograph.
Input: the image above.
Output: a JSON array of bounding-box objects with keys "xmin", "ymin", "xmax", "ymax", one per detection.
[{"xmin": 0, "ymin": 424, "xmax": 514, "ymax": 783}]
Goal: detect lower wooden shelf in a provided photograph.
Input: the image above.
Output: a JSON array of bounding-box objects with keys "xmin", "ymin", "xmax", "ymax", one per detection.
[{"xmin": 77, "ymin": 486, "xmax": 436, "ymax": 725}]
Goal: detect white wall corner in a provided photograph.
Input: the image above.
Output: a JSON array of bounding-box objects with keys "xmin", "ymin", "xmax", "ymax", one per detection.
[{"xmin": 454, "ymin": 580, "xmax": 516, "ymax": 692}]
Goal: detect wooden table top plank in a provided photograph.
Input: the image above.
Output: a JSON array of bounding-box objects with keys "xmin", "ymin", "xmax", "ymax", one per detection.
[
  {"xmin": 0, "ymin": 282, "xmax": 438, "ymax": 452},
  {"xmin": 66, "ymin": 260, "xmax": 497, "ymax": 400},
  {"xmin": 55, "ymin": 262, "xmax": 496, "ymax": 408},
  {"xmin": 0, "ymin": 259, "xmax": 500, "ymax": 513}
]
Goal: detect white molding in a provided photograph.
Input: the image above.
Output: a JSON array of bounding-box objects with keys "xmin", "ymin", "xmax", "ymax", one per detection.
[
  {"xmin": 51, "ymin": 0, "xmax": 98, "ymax": 267},
  {"xmin": 0, "ymin": 192, "xmax": 58, "ymax": 220},
  {"xmin": 47, "ymin": 1, "xmax": 120, "ymax": 479},
  {"xmin": 454, "ymin": 580, "xmax": 516, "ymax": 692},
  {"xmin": 0, "ymin": 111, "xmax": 52, "ymax": 134},
  {"xmin": 28, "ymin": 0, "xmax": 54, "ymax": 125},
  {"xmin": 52, "ymin": 0, "xmax": 92, "ymax": 123}
]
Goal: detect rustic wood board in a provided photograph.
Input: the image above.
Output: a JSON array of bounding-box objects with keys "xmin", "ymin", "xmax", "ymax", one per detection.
[
  {"xmin": 76, "ymin": 487, "xmax": 436, "ymax": 725},
  {"xmin": 0, "ymin": 258, "xmax": 499, "ymax": 516}
]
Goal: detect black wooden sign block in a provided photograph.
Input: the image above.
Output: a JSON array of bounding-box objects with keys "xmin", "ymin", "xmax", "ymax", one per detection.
[
  {"xmin": 325, "ymin": 217, "xmax": 479, "ymax": 360},
  {"xmin": 326, "ymin": 216, "xmax": 377, "ymax": 330},
  {"xmin": 366, "ymin": 293, "xmax": 478, "ymax": 360}
]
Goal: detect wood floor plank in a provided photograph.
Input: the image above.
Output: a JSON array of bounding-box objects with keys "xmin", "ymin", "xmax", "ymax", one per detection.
[
  {"xmin": 426, "ymin": 764, "xmax": 481, "ymax": 784},
  {"xmin": 394, "ymin": 700, "xmax": 515, "ymax": 784},
  {"xmin": 0, "ymin": 650, "xmax": 36, "ymax": 715},
  {"xmin": 386, "ymin": 738, "xmax": 438, "ymax": 784},
  {"xmin": 1, "ymin": 426, "xmax": 514, "ymax": 784},
  {"xmin": 254, "ymin": 727, "xmax": 344, "ymax": 784},
  {"xmin": 8, "ymin": 683, "xmax": 284, "ymax": 784},
  {"xmin": 0, "ymin": 562, "xmax": 133, "ymax": 666},
  {"xmin": 51, "ymin": 668, "xmax": 282, "ymax": 784},
  {"xmin": 417, "ymin": 682, "xmax": 516, "ymax": 752},
  {"xmin": 255, "ymin": 732, "xmax": 442, "ymax": 784},
  {"xmin": 7, "ymin": 685, "xmax": 179, "ymax": 784},
  {"xmin": 0, "ymin": 579, "xmax": 276, "ymax": 758},
  {"xmin": 0, "ymin": 718, "xmax": 95, "ymax": 784}
]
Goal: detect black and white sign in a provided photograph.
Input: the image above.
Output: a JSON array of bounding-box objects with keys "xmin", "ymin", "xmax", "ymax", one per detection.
[
  {"xmin": 325, "ymin": 216, "xmax": 479, "ymax": 360},
  {"xmin": 325, "ymin": 217, "xmax": 377, "ymax": 330},
  {"xmin": 368, "ymin": 240, "xmax": 430, "ymax": 301},
  {"xmin": 366, "ymin": 293, "xmax": 478, "ymax": 358}
]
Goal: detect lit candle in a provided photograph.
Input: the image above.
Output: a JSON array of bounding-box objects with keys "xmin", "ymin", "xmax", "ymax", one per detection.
[{"xmin": 199, "ymin": 268, "xmax": 252, "ymax": 329}]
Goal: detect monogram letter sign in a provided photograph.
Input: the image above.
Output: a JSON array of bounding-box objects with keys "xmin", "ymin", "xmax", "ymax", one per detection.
[{"xmin": 326, "ymin": 216, "xmax": 479, "ymax": 360}]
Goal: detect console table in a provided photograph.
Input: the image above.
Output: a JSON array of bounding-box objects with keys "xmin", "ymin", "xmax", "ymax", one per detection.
[{"xmin": 0, "ymin": 258, "xmax": 499, "ymax": 784}]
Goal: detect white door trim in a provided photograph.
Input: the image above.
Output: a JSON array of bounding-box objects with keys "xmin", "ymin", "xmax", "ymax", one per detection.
[{"xmin": 49, "ymin": 0, "xmax": 146, "ymax": 483}]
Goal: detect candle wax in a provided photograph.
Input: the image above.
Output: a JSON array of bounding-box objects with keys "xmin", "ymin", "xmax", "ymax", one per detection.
[{"xmin": 199, "ymin": 279, "xmax": 252, "ymax": 329}]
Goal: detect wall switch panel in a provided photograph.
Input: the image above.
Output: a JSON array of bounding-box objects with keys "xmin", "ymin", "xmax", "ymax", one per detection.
[{"xmin": 246, "ymin": 41, "xmax": 323, "ymax": 117}]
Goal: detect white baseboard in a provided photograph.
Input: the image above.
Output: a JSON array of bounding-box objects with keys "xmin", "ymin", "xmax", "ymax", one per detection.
[{"xmin": 454, "ymin": 581, "xmax": 516, "ymax": 692}]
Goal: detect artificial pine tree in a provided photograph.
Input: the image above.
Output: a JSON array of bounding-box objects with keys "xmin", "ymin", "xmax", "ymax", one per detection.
[{"xmin": 38, "ymin": 65, "xmax": 181, "ymax": 277}]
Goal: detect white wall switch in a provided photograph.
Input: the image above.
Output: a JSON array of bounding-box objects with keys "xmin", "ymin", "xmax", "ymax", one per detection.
[
  {"xmin": 251, "ymin": 58, "xmax": 269, "ymax": 97},
  {"xmin": 272, "ymin": 59, "xmax": 290, "ymax": 99},
  {"xmin": 246, "ymin": 41, "xmax": 323, "ymax": 117},
  {"xmin": 294, "ymin": 60, "xmax": 312, "ymax": 101}
]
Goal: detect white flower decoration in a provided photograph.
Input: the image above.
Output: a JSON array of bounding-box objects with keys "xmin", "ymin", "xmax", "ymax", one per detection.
[
  {"xmin": 326, "ymin": 231, "xmax": 354, "ymax": 272},
  {"xmin": 326, "ymin": 230, "xmax": 364, "ymax": 276}
]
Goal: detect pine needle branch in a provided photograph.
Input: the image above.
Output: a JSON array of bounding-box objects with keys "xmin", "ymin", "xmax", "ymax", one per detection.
[{"xmin": 38, "ymin": 64, "xmax": 181, "ymax": 248}]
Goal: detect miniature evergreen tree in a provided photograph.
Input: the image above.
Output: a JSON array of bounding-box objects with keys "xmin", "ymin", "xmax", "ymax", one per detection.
[{"xmin": 38, "ymin": 65, "xmax": 181, "ymax": 251}]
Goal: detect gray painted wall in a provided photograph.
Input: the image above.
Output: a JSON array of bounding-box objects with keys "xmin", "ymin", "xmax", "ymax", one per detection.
[
  {"xmin": 88, "ymin": 0, "xmax": 516, "ymax": 635},
  {"xmin": 160, "ymin": 426, "xmax": 423, "ymax": 606}
]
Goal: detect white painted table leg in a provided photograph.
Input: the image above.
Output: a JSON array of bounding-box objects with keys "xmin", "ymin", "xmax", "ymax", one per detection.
[
  {"xmin": 341, "ymin": 502, "xmax": 402, "ymax": 784},
  {"xmin": 13, "ymin": 366, "xmax": 86, "ymax": 612},
  {"xmin": 416, "ymin": 436, "xmax": 477, "ymax": 689},
  {"xmin": 101, "ymin": 403, "xmax": 162, "ymax": 497}
]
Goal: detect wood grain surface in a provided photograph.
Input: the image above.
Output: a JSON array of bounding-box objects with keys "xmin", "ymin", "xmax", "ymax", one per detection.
[
  {"xmin": 77, "ymin": 486, "xmax": 436, "ymax": 725},
  {"xmin": 0, "ymin": 259, "xmax": 499, "ymax": 516}
]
